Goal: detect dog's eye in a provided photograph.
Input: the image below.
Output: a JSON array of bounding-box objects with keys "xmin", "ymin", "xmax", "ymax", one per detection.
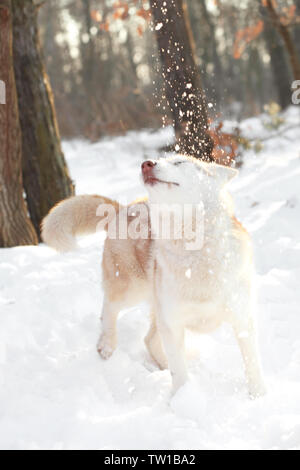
[{"xmin": 173, "ymin": 161, "xmax": 184, "ymax": 166}]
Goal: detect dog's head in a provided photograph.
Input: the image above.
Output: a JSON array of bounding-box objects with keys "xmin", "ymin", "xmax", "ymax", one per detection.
[{"xmin": 141, "ymin": 155, "xmax": 238, "ymax": 204}]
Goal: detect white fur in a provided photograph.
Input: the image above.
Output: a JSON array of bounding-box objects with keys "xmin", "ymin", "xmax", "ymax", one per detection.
[{"xmin": 142, "ymin": 155, "xmax": 265, "ymax": 397}]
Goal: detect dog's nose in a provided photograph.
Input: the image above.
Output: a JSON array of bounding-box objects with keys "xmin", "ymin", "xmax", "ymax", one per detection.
[{"xmin": 142, "ymin": 160, "xmax": 156, "ymax": 172}]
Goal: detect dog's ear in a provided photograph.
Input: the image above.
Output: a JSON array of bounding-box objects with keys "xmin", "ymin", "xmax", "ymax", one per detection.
[
  {"xmin": 215, "ymin": 163, "xmax": 238, "ymax": 183},
  {"xmin": 200, "ymin": 161, "xmax": 238, "ymax": 183}
]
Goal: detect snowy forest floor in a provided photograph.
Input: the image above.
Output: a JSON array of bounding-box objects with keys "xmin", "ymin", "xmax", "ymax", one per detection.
[{"xmin": 1, "ymin": 107, "xmax": 300, "ymax": 450}]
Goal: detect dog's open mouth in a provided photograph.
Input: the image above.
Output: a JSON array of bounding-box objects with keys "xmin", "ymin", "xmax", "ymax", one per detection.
[{"xmin": 144, "ymin": 176, "xmax": 179, "ymax": 187}]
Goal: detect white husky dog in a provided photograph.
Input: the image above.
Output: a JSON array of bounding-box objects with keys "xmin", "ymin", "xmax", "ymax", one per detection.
[{"xmin": 42, "ymin": 155, "xmax": 266, "ymax": 398}]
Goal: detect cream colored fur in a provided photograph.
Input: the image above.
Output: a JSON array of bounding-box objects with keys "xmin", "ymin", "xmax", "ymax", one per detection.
[
  {"xmin": 42, "ymin": 195, "xmax": 121, "ymax": 252},
  {"xmin": 42, "ymin": 155, "xmax": 266, "ymax": 399}
]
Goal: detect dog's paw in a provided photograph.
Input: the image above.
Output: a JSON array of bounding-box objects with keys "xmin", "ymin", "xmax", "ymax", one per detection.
[
  {"xmin": 149, "ymin": 354, "xmax": 168, "ymax": 371},
  {"xmin": 97, "ymin": 335, "xmax": 116, "ymax": 360},
  {"xmin": 248, "ymin": 381, "xmax": 267, "ymax": 400},
  {"xmin": 171, "ymin": 373, "xmax": 189, "ymax": 397}
]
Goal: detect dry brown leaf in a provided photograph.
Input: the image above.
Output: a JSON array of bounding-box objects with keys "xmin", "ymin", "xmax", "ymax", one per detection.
[{"xmin": 233, "ymin": 20, "xmax": 264, "ymax": 59}]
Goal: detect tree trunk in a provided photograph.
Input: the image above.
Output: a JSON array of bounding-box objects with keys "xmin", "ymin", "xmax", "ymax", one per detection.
[
  {"xmin": 0, "ymin": 0, "xmax": 38, "ymax": 248},
  {"xmin": 294, "ymin": 0, "xmax": 300, "ymax": 58},
  {"xmin": 12, "ymin": 0, "xmax": 74, "ymax": 239},
  {"xmin": 185, "ymin": 0, "xmax": 209, "ymax": 98},
  {"xmin": 81, "ymin": 0, "xmax": 96, "ymax": 106},
  {"xmin": 262, "ymin": 14, "xmax": 292, "ymax": 109},
  {"xmin": 264, "ymin": 0, "xmax": 300, "ymax": 80},
  {"xmin": 150, "ymin": 0, "xmax": 214, "ymax": 161},
  {"xmin": 197, "ymin": 0, "xmax": 224, "ymax": 108}
]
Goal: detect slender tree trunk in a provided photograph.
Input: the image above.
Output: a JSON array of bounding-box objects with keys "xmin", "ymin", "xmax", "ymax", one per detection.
[
  {"xmin": 265, "ymin": 0, "xmax": 300, "ymax": 80},
  {"xmin": 12, "ymin": 0, "xmax": 74, "ymax": 239},
  {"xmin": 262, "ymin": 14, "xmax": 292, "ymax": 109},
  {"xmin": 125, "ymin": 31, "xmax": 139, "ymax": 84},
  {"xmin": 294, "ymin": 0, "xmax": 300, "ymax": 58},
  {"xmin": 150, "ymin": 0, "xmax": 214, "ymax": 161},
  {"xmin": 0, "ymin": 0, "xmax": 38, "ymax": 248},
  {"xmin": 81, "ymin": 0, "xmax": 95, "ymax": 104}
]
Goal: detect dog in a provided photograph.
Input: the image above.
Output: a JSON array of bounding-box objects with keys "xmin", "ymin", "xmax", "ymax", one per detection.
[{"xmin": 42, "ymin": 155, "xmax": 266, "ymax": 398}]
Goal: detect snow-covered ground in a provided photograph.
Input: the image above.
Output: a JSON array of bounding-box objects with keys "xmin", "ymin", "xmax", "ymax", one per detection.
[{"xmin": 0, "ymin": 108, "xmax": 300, "ymax": 450}]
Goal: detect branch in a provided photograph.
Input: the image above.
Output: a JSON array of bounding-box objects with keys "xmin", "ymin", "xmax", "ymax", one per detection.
[
  {"xmin": 249, "ymin": 124, "xmax": 300, "ymax": 143},
  {"xmin": 34, "ymin": 0, "xmax": 46, "ymax": 10}
]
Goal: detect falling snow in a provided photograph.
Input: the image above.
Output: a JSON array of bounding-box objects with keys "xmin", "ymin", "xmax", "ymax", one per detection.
[{"xmin": 185, "ymin": 268, "xmax": 192, "ymax": 279}]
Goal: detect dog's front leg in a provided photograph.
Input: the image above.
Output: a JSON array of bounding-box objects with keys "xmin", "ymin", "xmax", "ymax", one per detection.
[
  {"xmin": 158, "ymin": 317, "xmax": 188, "ymax": 394},
  {"xmin": 145, "ymin": 312, "xmax": 168, "ymax": 370},
  {"xmin": 228, "ymin": 280, "xmax": 266, "ymax": 399},
  {"xmin": 234, "ymin": 323, "xmax": 266, "ymax": 399},
  {"xmin": 97, "ymin": 298, "xmax": 119, "ymax": 359}
]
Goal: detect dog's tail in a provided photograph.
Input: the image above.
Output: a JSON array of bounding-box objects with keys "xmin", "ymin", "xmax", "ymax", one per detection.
[{"xmin": 41, "ymin": 195, "xmax": 121, "ymax": 252}]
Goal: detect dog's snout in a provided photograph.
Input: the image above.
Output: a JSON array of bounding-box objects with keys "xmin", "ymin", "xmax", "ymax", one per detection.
[{"xmin": 142, "ymin": 160, "xmax": 156, "ymax": 172}]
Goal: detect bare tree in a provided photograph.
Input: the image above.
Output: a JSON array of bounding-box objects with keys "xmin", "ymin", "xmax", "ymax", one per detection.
[
  {"xmin": 150, "ymin": 0, "xmax": 214, "ymax": 160},
  {"xmin": 12, "ymin": 0, "xmax": 75, "ymax": 239},
  {"xmin": 0, "ymin": 0, "xmax": 38, "ymax": 247},
  {"xmin": 295, "ymin": 0, "xmax": 300, "ymax": 57},
  {"xmin": 261, "ymin": 5, "xmax": 292, "ymax": 109},
  {"xmin": 264, "ymin": 0, "xmax": 300, "ymax": 80}
]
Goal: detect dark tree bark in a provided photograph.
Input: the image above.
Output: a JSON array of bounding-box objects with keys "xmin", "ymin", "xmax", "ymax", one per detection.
[
  {"xmin": 150, "ymin": 0, "xmax": 214, "ymax": 161},
  {"xmin": 264, "ymin": 0, "xmax": 300, "ymax": 80},
  {"xmin": 12, "ymin": 0, "xmax": 74, "ymax": 239},
  {"xmin": 0, "ymin": 0, "xmax": 38, "ymax": 247},
  {"xmin": 294, "ymin": 0, "xmax": 300, "ymax": 58},
  {"xmin": 197, "ymin": 0, "xmax": 224, "ymax": 108},
  {"xmin": 185, "ymin": 0, "xmax": 209, "ymax": 96},
  {"xmin": 263, "ymin": 16, "xmax": 292, "ymax": 109}
]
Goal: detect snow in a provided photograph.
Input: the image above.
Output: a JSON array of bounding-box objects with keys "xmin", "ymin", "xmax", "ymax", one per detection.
[
  {"xmin": 0, "ymin": 108, "xmax": 300, "ymax": 450},
  {"xmin": 155, "ymin": 23, "xmax": 163, "ymax": 31}
]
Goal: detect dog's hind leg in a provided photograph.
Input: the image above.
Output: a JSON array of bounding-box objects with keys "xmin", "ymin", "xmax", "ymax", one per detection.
[
  {"xmin": 145, "ymin": 312, "xmax": 168, "ymax": 370},
  {"xmin": 97, "ymin": 298, "xmax": 119, "ymax": 359}
]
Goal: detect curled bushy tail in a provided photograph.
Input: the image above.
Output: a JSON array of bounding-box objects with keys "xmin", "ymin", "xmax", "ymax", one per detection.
[{"xmin": 41, "ymin": 195, "xmax": 121, "ymax": 252}]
